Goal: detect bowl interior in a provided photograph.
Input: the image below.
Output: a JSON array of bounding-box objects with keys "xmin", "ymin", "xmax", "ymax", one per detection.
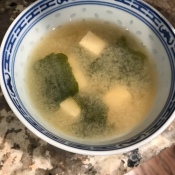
[{"xmin": 1, "ymin": 0, "xmax": 175, "ymax": 153}]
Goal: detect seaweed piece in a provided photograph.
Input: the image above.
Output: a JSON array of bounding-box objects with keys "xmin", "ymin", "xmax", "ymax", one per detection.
[
  {"xmin": 72, "ymin": 94, "xmax": 108, "ymax": 137},
  {"xmin": 117, "ymin": 36, "xmax": 146, "ymax": 78},
  {"xmin": 88, "ymin": 47, "xmax": 119, "ymax": 77},
  {"xmin": 33, "ymin": 53, "xmax": 79, "ymax": 108},
  {"xmin": 88, "ymin": 36, "xmax": 147, "ymax": 83}
]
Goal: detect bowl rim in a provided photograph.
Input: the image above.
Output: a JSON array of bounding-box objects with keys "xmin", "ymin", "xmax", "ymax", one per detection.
[{"xmin": 1, "ymin": 0, "xmax": 175, "ymax": 155}]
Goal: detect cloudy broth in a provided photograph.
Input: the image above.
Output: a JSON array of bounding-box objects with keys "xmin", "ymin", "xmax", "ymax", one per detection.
[{"xmin": 26, "ymin": 19, "xmax": 157, "ymax": 142}]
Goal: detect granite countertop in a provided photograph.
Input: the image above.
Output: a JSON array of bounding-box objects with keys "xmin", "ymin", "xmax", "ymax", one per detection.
[{"xmin": 0, "ymin": 0, "xmax": 175, "ymax": 175}]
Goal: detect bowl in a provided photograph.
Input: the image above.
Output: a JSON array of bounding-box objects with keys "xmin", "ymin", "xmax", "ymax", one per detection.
[{"xmin": 1, "ymin": 0, "xmax": 175, "ymax": 155}]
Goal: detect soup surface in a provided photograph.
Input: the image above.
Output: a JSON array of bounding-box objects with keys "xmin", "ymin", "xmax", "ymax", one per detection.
[{"xmin": 26, "ymin": 19, "xmax": 157, "ymax": 142}]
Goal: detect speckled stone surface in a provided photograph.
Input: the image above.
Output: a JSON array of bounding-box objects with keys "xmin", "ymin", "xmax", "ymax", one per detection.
[{"xmin": 0, "ymin": 0, "xmax": 175, "ymax": 175}]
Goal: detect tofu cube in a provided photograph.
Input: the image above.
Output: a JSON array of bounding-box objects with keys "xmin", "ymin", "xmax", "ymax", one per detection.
[
  {"xmin": 60, "ymin": 97, "xmax": 81, "ymax": 118},
  {"xmin": 103, "ymin": 85, "xmax": 132, "ymax": 109},
  {"xmin": 68, "ymin": 55, "xmax": 88, "ymax": 90},
  {"xmin": 79, "ymin": 31, "xmax": 107, "ymax": 55}
]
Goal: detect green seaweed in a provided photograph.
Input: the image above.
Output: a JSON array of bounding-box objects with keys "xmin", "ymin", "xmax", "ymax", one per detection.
[
  {"xmin": 33, "ymin": 53, "xmax": 79, "ymax": 108},
  {"xmin": 116, "ymin": 36, "xmax": 146, "ymax": 78},
  {"xmin": 89, "ymin": 36, "xmax": 147, "ymax": 82},
  {"xmin": 72, "ymin": 94, "xmax": 108, "ymax": 137}
]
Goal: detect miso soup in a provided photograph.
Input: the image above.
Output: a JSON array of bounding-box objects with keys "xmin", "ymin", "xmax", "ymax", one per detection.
[{"xmin": 26, "ymin": 19, "xmax": 157, "ymax": 142}]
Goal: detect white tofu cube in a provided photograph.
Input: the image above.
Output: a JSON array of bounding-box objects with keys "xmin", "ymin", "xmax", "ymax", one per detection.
[
  {"xmin": 60, "ymin": 97, "xmax": 81, "ymax": 118},
  {"xmin": 68, "ymin": 55, "xmax": 88, "ymax": 90},
  {"xmin": 103, "ymin": 85, "xmax": 132, "ymax": 109},
  {"xmin": 79, "ymin": 31, "xmax": 107, "ymax": 55}
]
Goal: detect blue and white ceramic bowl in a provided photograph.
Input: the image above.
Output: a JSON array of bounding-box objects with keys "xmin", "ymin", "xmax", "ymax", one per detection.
[{"xmin": 1, "ymin": 0, "xmax": 175, "ymax": 155}]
